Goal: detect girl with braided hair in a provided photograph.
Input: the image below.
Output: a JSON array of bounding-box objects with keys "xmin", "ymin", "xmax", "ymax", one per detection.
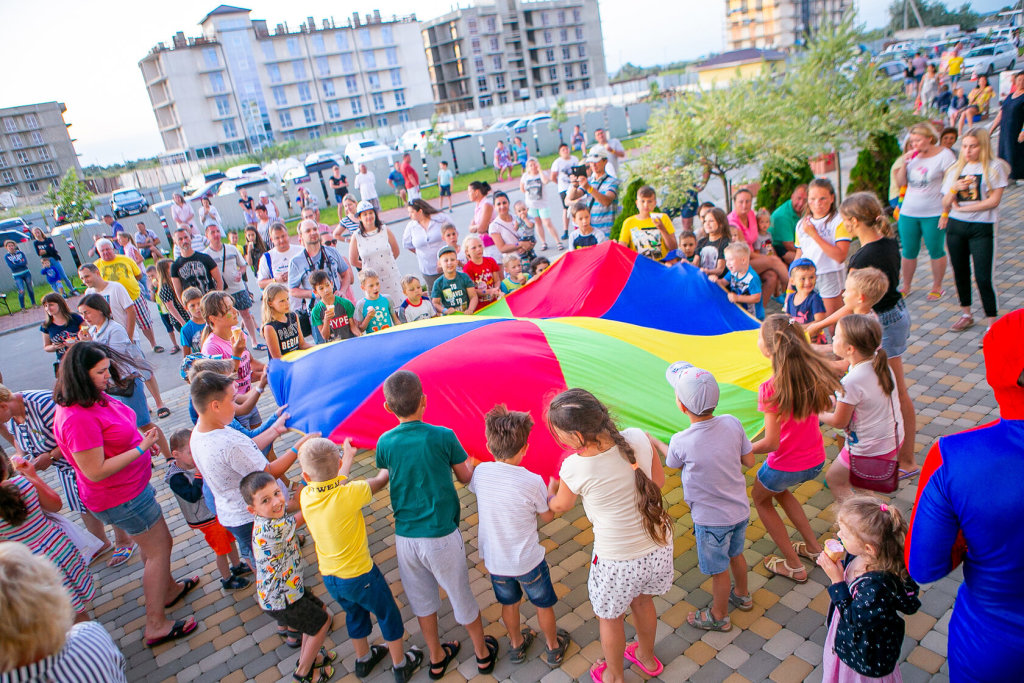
[{"xmin": 546, "ymin": 388, "xmax": 672, "ymax": 683}]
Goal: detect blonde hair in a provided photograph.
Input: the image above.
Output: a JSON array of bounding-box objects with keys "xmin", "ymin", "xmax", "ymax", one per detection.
[
  {"xmin": 945, "ymin": 127, "xmax": 1007, "ymax": 189},
  {"xmin": 462, "ymin": 234, "xmax": 483, "ymax": 251},
  {"xmin": 0, "ymin": 385, "xmax": 12, "ymax": 404},
  {"xmin": 189, "ymin": 357, "xmax": 234, "ymax": 381},
  {"xmin": 760, "ymin": 314, "xmax": 842, "ymax": 419},
  {"xmin": 502, "ymin": 253, "xmax": 521, "ymax": 267},
  {"xmin": 845, "ymin": 267, "xmax": 889, "ymax": 308},
  {"xmin": 908, "ymin": 122, "xmax": 939, "ymax": 145},
  {"xmin": 261, "ymin": 283, "xmax": 290, "ymax": 323},
  {"xmin": 723, "ymin": 241, "xmax": 751, "ymax": 258},
  {"xmin": 837, "ymin": 495, "xmax": 909, "ymax": 580},
  {"xmin": 298, "ymin": 437, "xmax": 342, "ymax": 482},
  {"xmin": 358, "ymin": 267, "xmax": 380, "ymax": 285},
  {"xmin": 400, "ymin": 274, "xmax": 422, "ymax": 290},
  {"xmin": 0, "ymin": 542, "xmax": 74, "ymax": 670}
]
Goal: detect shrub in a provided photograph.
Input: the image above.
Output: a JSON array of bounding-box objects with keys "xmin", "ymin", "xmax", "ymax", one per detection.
[
  {"xmin": 847, "ymin": 131, "xmax": 902, "ymax": 202},
  {"xmin": 756, "ymin": 157, "xmax": 814, "ymax": 212},
  {"xmin": 611, "ymin": 176, "xmax": 646, "ymax": 241}
]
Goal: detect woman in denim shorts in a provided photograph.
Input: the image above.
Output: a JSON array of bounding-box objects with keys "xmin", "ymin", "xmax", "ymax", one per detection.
[{"xmin": 53, "ymin": 342, "xmax": 200, "ymax": 648}]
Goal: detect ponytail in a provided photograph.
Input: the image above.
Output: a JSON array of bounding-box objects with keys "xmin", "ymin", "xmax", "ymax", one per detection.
[
  {"xmin": 838, "ymin": 495, "xmax": 909, "ymax": 581},
  {"xmin": 0, "ymin": 454, "xmax": 28, "ymax": 527},
  {"xmin": 840, "ymin": 192, "xmax": 892, "ymax": 238},
  {"xmin": 837, "ymin": 315, "xmax": 894, "ymax": 395},
  {"xmin": 547, "ymin": 389, "xmax": 671, "ymax": 546}
]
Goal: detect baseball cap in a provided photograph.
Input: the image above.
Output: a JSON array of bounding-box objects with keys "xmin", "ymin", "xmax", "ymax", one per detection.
[
  {"xmin": 665, "ymin": 361, "xmax": 719, "ymax": 415},
  {"xmin": 584, "ymin": 145, "xmax": 609, "ymax": 162},
  {"xmin": 438, "ymin": 245, "xmax": 457, "ymax": 257},
  {"xmin": 258, "ymin": 191, "xmax": 269, "ymax": 198},
  {"xmin": 788, "ymin": 257, "xmax": 816, "ymax": 273},
  {"xmin": 660, "ymin": 249, "xmax": 684, "ymax": 263},
  {"xmin": 356, "ymin": 200, "xmax": 375, "ymax": 214},
  {"xmin": 180, "ymin": 353, "xmax": 209, "ymax": 382}
]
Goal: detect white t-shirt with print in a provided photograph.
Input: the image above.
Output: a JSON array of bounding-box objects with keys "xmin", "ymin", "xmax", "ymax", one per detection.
[
  {"xmin": 838, "ymin": 360, "xmax": 904, "ymax": 457},
  {"xmin": 901, "ymin": 148, "xmax": 956, "ymax": 218},
  {"xmin": 469, "ymin": 461, "xmax": 549, "ymax": 576},
  {"xmin": 190, "ymin": 426, "xmax": 268, "ymax": 528},
  {"xmin": 941, "ymin": 161, "xmax": 1009, "ymax": 224},
  {"xmin": 204, "ymin": 244, "xmax": 246, "ymax": 294},
  {"xmin": 257, "ymin": 245, "xmax": 304, "ymax": 310},
  {"xmin": 550, "ymin": 156, "xmax": 579, "ymax": 192}
]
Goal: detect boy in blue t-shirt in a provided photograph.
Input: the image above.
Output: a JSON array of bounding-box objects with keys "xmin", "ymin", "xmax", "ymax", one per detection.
[
  {"xmin": 179, "ymin": 287, "xmax": 207, "ymax": 354},
  {"xmin": 354, "ymin": 268, "xmax": 395, "ymax": 334},
  {"xmin": 784, "ymin": 258, "xmax": 826, "ymax": 342},
  {"xmin": 437, "ymin": 161, "xmax": 454, "ymax": 211},
  {"xmin": 40, "ymin": 258, "xmax": 70, "ymax": 297},
  {"xmin": 710, "ymin": 242, "xmax": 764, "ymax": 320}
]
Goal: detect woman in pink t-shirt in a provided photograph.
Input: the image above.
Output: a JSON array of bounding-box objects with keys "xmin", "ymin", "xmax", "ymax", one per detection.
[
  {"xmin": 750, "ymin": 315, "xmax": 841, "ymax": 583},
  {"xmin": 53, "ymin": 342, "xmax": 200, "ymax": 647},
  {"xmin": 728, "ymin": 189, "xmax": 789, "ymax": 302}
]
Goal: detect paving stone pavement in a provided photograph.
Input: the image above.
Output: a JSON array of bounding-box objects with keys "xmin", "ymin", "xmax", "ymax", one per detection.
[{"xmin": 45, "ymin": 186, "xmax": 1024, "ymax": 682}]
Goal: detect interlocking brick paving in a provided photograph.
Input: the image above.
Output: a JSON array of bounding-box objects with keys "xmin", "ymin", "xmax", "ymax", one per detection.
[{"xmin": 50, "ymin": 186, "xmax": 1024, "ymax": 682}]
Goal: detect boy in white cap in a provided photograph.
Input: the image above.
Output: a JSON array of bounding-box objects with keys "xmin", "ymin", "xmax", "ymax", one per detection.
[{"xmin": 651, "ymin": 361, "xmax": 755, "ymax": 632}]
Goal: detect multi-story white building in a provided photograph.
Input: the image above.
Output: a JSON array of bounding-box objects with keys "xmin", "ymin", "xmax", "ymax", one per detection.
[
  {"xmin": 725, "ymin": 0, "xmax": 853, "ymax": 52},
  {"xmin": 421, "ymin": 0, "xmax": 608, "ymax": 114},
  {"xmin": 0, "ymin": 102, "xmax": 82, "ymax": 202},
  {"xmin": 140, "ymin": 5, "xmax": 433, "ymax": 162}
]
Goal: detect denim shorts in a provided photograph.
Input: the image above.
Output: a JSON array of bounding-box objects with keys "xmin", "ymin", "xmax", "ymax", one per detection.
[
  {"xmin": 323, "ymin": 563, "xmax": 404, "ymax": 642},
  {"xmin": 757, "ymin": 461, "xmax": 824, "ymax": 493},
  {"xmin": 694, "ymin": 519, "xmax": 749, "ymax": 575},
  {"xmin": 92, "ymin": 484, "xmax": 163, "ymax": 536},
  {"xmin": 226, "ymin": 521, "xmax": 255, "ymax": 566},
  {"xmin": 878, "ymin": 299, "xmax": 910, "ymax": 359},
  {"xmin": 236, "ymin": 405, "xmax": 262, "ymax": 430},
  {"xmin": 490, "ymin": 559, "xmax": 558, "ymax": 608}
]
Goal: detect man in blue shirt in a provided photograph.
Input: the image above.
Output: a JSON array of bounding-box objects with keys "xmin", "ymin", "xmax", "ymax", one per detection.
[
  {"xmin": 575, "ymin": 147, "xmax": 619, "ymax": 237},
  {"xmin": 387, "ymin": 162, "xmax": 407, "ymax": 205}
]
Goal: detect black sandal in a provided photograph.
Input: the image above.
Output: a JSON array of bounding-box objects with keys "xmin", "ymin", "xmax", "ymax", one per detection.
[
  {"xmin": 293, "ymin": 664, "xmax": 333, "ymax": 682},
  {"xmin": 354, "ymin": 643, "xmax": 388, "ymax": 678},
  {"xmin": 428, "ymin": 641, "xmax": 460, "ymax": 680},
  {"xmin": 144, "ymin": 616, "xmax": 199, "ymax": 647},
  {"xmin": 476, "ymin": 635, "xmax": 499, "ymax": 675},
  {"xmin": 157, "ymin": 406, "xmax": 171, "ymax": 419},
  {"xmin": 509, "ymin": 628, "xmax": 535, "ymax": 664},
  {"xmin": 314, "ymin": 646, "xmax": 337, "ymax": 669},
  {"xmin": 544, "ymin": 629, "xmax": 571, "ymax": 667},
  {"xmin": 164, "ymin": 576, "xmax": 200, "ymax": 608},
  {"xmin": 393, "ymin": 648, "xmax": 424, "ymax": 683}
]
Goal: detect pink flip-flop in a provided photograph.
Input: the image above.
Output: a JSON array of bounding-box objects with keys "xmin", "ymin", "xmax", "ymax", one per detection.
[
  {"xmin": 590, "ymin": 660, "xmax": 608, "ymax": 683},
  {"xmin": 624, "ymin": 642, "xmax": 664, "ymax": 676}
]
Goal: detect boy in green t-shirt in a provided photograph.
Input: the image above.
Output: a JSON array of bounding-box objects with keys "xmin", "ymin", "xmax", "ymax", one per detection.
[
  {"xmin": 431, "ymin": 246, "xmax": 478, "ymax": 314},
  {"xmin": 375, "ymin": 370, "xmax": 498, "ymax": 679},
  {"xmin": 309, "ymin": 269, "xmax": 358, "ymax": 342}
]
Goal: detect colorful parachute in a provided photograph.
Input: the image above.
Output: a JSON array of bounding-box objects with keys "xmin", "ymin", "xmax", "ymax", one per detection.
[{"xmin": 478, "ymin": 240, "xmax": 761, "ymax": 334}]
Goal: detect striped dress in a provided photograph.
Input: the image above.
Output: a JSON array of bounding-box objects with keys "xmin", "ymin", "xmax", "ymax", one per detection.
[
  {"xmin": 0, "ymin": 621, "xmax": 126, "ymax": 683},
  {"xmin": 5, "ymin": 391, "xmax": 85, "ymax": 515},
  {"xmin": 0, "ymin": 476, "xmax": 95, "ymax": 611}
]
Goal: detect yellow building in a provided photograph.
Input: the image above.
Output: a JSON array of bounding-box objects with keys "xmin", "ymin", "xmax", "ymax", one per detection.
[
  {"xmin": 725, "ymin": 0, "xmax": 853, "ymax": 51},
  {"xmin": 694, "ymin": 48, "xmax": 786, "ymax": 89}
]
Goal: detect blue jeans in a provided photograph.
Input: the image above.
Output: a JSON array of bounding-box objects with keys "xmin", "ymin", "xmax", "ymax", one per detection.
[
  {"xmin": 226, "ymin": 521, "xmax": 255, "ymax": 567},
  {"xmin": 694, "ymin": 520, "xmax": 749, "ymax": 575},
  {"xmin": 757, "ymin": 461, "xmax": 824, "ymax": 493},
  {"xmin": 490, "ymin": 560, "xmax": 558, "ymax": 608},
  {"xmin": 12, "ymin": 271, "xmax": 34, "ymax": 308},
  {"xmin": 323, "ymin": 564, "xmax": 404, "ymax": 641},
  {"xmin": 49, "ymin": 259, "xmax": 75, "ymax": 291}
]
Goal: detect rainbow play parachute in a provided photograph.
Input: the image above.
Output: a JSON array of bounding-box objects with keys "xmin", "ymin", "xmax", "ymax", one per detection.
[{"xmin": 268, "ymin": 242, "xmax": 770, "ymax": 480}]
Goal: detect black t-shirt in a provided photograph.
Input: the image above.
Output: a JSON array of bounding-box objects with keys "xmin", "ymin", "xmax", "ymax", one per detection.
[
  {"xmin": 41, "ymin": 313, "xmax": 84, "ymax": 362},
  {"xmin": 33, "ymin": 237, "xmax": 61, "ymax": 260},
  {"xmin": 328, "ymin": 175, "xmax": 347, "ymax": 191},
  {"xmin": 268, "ymin": 313, "xmax": 301, "ymax": 354},
  {"xmin": 170, "ymin": 252, "xmax": 219, "ymax": 295},
  {"xmin": 239, "ymin": 196, "xmax": 254, "ymax": 210},
  {"xmin": 849, "ymin": 237, "xmax": 901, "ymax": 312}
]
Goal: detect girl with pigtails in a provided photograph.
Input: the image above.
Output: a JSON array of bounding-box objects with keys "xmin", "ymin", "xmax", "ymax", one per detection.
[{"xmin": 546, "ymin": 388, "xmax": 672, "ymax": 683}]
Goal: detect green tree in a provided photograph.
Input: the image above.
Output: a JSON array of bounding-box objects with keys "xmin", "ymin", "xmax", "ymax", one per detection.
[
  {"xmin": 611, "ymin": 177, "xmax": 646, "ymax": 241},
  {"xmin": 44, "ymin": 169, "xmax": 95, "ymax": 252},
  {"xmin": 847, "ymin": 131, "xmax": 902, "ymax": 200},
  {"xmin": 549, "ymin": 97, "xmax": 569, "ymax": 134},
  {"xmin": 756, "ymin": 157, "xmax": 815, "ymax": 212},
  {"xmin": 782, "ymin": 14, "xmax": 917, "ymax": 200},
  {"xmin": 886, "ymin": 1, "xmax": 981, "ymax": 33}
]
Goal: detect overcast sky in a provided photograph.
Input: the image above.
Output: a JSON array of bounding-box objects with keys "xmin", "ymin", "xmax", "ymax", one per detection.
[{"xmin": 0, "ymin": 0, "xmax": 1009, "ymax": 165}]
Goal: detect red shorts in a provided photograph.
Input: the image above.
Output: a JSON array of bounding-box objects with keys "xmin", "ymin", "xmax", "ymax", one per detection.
[{"xmin": 198, "ymin": 520, "xmax": 235, "ymax": 556}]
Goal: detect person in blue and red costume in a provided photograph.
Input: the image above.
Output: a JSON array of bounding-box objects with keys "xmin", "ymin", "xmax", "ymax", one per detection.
[{"xmin": 906, "ymin": 307, "xmax": 1024, "ymax": 682}]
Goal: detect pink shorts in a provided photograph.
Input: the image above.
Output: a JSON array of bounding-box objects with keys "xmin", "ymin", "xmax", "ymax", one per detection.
[{"xmin": 836, "ymin": 443, "xmax": 901, "ymax": 468}]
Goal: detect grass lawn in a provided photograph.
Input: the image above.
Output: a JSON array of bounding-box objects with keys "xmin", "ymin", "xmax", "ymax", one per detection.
[{"xmin": 1, "ymin": 276, "xmax": 86, "ymax": 316}]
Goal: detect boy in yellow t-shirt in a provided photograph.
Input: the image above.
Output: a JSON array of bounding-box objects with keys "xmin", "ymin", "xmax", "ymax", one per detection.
[
  {"xmin": 618, "ymin": 185, "xmax": 677, "ymax": 260},
  {"xmin": 298, "ymin": 437, "xmax": 424, "ymax": 682},
  {"xmin": 946, "ymin": 52, "xmax": 963, "ymax": 84}
]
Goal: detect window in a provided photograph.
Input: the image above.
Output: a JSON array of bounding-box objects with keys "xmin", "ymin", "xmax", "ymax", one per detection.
[
  {"xmin": 467, "ymin": 19, "xmax": 477, "ymax": 34},
  {"xmin": 479, "ymin": 95, "xmax": 492, "ymax": 107},
  {"xmin": 549, "ymin": 66, "xmax": 557, "ymax": 80},
  {"xmin": 262, "ymin": 42, "xmax": 276, "ymax": 60},
  {"xmin": 478, "ymin": 76, "xmax": 488, "ymax": 92},
  {"xmin": 223, "ymin": 118, "xmax": 238, "ymax": 138},
  {"xmin": 552, "ymin": 84, "xmax": 559, "ymax": 95},
  {"xmin": 298, "ymin": 82, "xmax": 312, "ymax": 102},
  {"xmin": 359, "ymin": 31, "xmax": 372, "ymax": 48},
  {"xmin": 293, "ymin": 61, "xmax": 307, "ymax": 79},
  {"xmin": 322, "ymin": 79, "xmax": 335, "ymax": 97},
  {"xmin": 390, "ymin": 69, "xmax": 402, "ymax": 87},
  {"xmin": 272, "ymin": 86, "xmax": 287, "ymax": 106},
  {"xmin": 492, "ymin": 55, "xmax": 502, "ymax": 70},
  {"xmin": 215, "ymin": 96, "xmax": 231, "ymax": 116},
  {"xmin": 309, "ymin": 129, "xmax": 320, "ymax": 139},
  {"xmin": 15, "ymin": 150, "xmax": 30, "ymax": 165},
  {"xmin": 282, "ymin": 132, "xmax": 295, "ymax": 141},
  {"xmin": 345, "ymin": 75, "xmax": 358, "ymax": 93},
  {"xmin": 279, "ymin": 111, "xmax": 293, "ymax": 127},
  {"xmin": 486, "ymin": 17, "xmax": 496, "ymax": 32},
  {"xmin": 287, "ymin": 38, "xmax": 300, "ymax": 56},
  {"xmin": 22, "ymin": 166, "xmax": 34, "ymax": 180},
  {"xmin": 336, "ymin": 32, "xmax": 350, "ymax": 50},
  {"xmin": 267, "ymin": 64, "xmax": 281, "ymax": 83},
  {"xmin": 329, "ymin": 123, "xmax": 344, "ymax": 133},
  {"xmin": 24, "ymin": 114, "xmax": 37, "ymax": 128},
  {"xmin": 564, "ymin": 64, "xmax": 573, "ymax": 78},
  {"xmin": 499, "ymin": 93, "xmax": 507, "ymax": 104},
  {"xmin": 475, "ymin": 57, "xmax": 485, "ymax": 72},
  {"xmin": 209, "ymin": 72, "xmax": 226, "ymax": 93},
  {"xmin": 489, "ymin": 37, "xmax": 499, "ymax": 51},
  {"xmin": 30, "ymin": 131, "xmax": 43, "ymax": 145},
  {"xmin": 9, "ymin": 134, "xmax": 22, "ymax": 149},
  {"xmin": 364, "ymin": 51, "xmax": 376, "ymax": 68},
  {"xmin": 376, "ymin": 116, "xmax": 388, "ymax": 127},
  {"xmin": 471, "ymin": 38, "xmax": 480, "ymax": 53},
  {"xmin": 303, "ymin": 106, "xmax": 317, "ymax": 124},
  {"xmin": 341, "ymin": 53, "xmax": 355, "ymax": 72},
  {"xmin": 558, "ymin": 10, "xmax": 566, "ymax": 24},
  {"xmin": 2, "ymin": 119, "xmax": 15, "ymax": 132},
  {"xmin": 567, "ymin": 81, "xmax": 576, "ymax": 91},
  {"xmin": 542, "ymin": 12, "xmax": 550, "ymax": 26},
  {"xmin": 350, "ymin": 98, "xmax": 363, "ymax": 115},
  {"xmin": 27, "ymin": 181, "xmax": 39, "ymax": 193},
  {"xmin": 579, "ymin": 45, "xmax": 587, "ymax": 58},
  {"xmin": 560, "ymin": 29, "xmax": 568, "ymax": 42},
  {"xmin": 316, "ymin": 56, "xmax": 330, "ymax": 76},
  {"xmin": 576, "ymin": 27, "xmax": 583, "ymax": 39},
  {"xmin": 394, "ymin": 90, "xmax": 406, "ymax": 107},
  {"xmin": 368, "ymin": 73, "xmax": 381, "ymax": 89},
  {"xmin": 203, "ymin": 47, "xmax": 218, "ymax": 67},
  {"xmin": 381, "ymin": 26, "xmax": 393, "ymax": 43},
  {"xmin": 398, "ymin": 110, "xmax": 409, "ymax": 123},
  {"xmin": 495, "ymin": 73, "xmax": 505, "ymax": 89},
  {"xmin": 311, "ymin": 34, "xmax": 325, "ymax": 53},
  {"xmin": 386, "ymin": 47, "xmax": 398, "ymax": 66},
  {"xmin": 544, "ymin": 30, "xmax": 552, "ymax": 44},
  {"xmin": 581, "ymin": 62, "xmax": 589, "ymax": 75},
  {"xmin": 0, "ymin": 154, "xmax": 6, "ymax": 167},
  {"xmin": 327, "ymin": 101, "xmax": 341, "ymax": 119},
  {"xmin": 372, "ymin": 93, "xmax": 385, "ymax": 111},
  {"xmin": 535, "ymin": 87, "xmax": 544, "ymax": 98},
  {"xmin": 0, "ymin": 170, "xmax": 14, "ymax": 185},
  {"xmin": 545, "ymin": 48, "xmax": 554, "ymax": 62},
  {"xmin": 562, "ymin": 47, "xmax": 570, "ymax": 60},
  {"xmin": 582, "ymin": 79, "xmax": 590, "ymax": 90},
  {"xmin": 37, "ymin": 147, "xmax": 49, "ymax": 160},
  {"xmin": 573, "ymin": 9, "xmax": 581, "ymax": 22}
]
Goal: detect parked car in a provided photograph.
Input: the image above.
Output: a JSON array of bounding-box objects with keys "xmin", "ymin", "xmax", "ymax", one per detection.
[
  {"xmin": 225, "ymin": 164, "xmax": 266, "ymax": 180},
  {"xmin": 52, "ymin": 201, "xmax": 88, "ymax": 226},
  {"xmin": 486, "ymin": 117, "xmax": 522, "ymax": 133},
  {"xmin": 218, "ymin": 176, "xmax": 271, "ymax": 197},
  {"xmin": 109, "ymin": 188, "xmax": 149, "ymax": 218},
  {"xmin": 151, "ymin": 179, "xmax": 224, "ymax": 218},
  {"xmin": 964, "ymin": 43, "xmax": 1017, "ymax": 77},
  {"xmin": 876, "ymin": 60, "xmax": 908, "ymax": 83},
  {"xmin": 397, "ymin": 128, "xmax": 430, "ymax": 153},
  {"xmin": 342, "ymin": 139, "xmax": 394, "ymax": 166},
  {"xmin": 513, "ymin": 114, "xmax": 551, "ymax": 133},
  {"xmin": 183, "ymin": 170, "xmax": 227, "ymax": 196},
  {"xmin": 0, "ymin": 229, "xmax": 30, "ymax": 245},
  {"xmin": 0, "ymin": 217, "xmax": 32, "ymax": 238}
]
